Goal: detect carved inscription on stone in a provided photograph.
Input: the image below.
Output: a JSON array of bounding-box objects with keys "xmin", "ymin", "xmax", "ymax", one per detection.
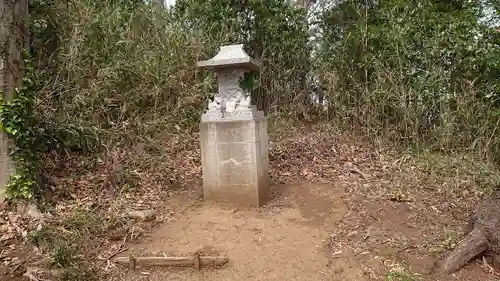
[
  {"xmin": 217, "ymin": 141, "xmax": 255, "ymax": 187},
  {"xmin": 217, "ymin": 143, "xmax": 253, "ymax": 164},
  {"xmin": 220, "ymin": 162, "xmax": 254, "ymax": 186}
]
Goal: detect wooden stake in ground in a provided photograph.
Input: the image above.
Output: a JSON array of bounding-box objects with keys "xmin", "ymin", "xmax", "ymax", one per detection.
[
  {"xmin": 115, "ymin": 254, "xmax": 228, "ymax": 271},
  {"xmin": 128, "ymin": 253, "xmax": 136, "ymax": 271},
  {"xmin": 432, "ymin": 189, "xmax": 500, "ymax": 274}
]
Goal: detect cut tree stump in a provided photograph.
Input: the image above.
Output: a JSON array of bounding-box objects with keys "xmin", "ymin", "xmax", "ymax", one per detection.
[
  {"xmin": 114, "ymin": 254, "xmax": 229, "ymax": 271},
  {"xmin": 432, "ymin": 189, "xmax": 500, "ymax": 274}
]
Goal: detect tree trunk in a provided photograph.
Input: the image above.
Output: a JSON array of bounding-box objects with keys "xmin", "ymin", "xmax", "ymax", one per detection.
[
  {"xmin": 432, "ymin": 190, "xmax": 500, "ymax": 275},
  {"xmin": 432, "ymin": 227, "xmax": 488, "ymax": 274},
  {"xmin": 289, "ymin": 0, "xmax": 315, "ymax": 10},
  {"xmin": 0, "ymin": 0, "xmax": 29, "ymax": 198}
]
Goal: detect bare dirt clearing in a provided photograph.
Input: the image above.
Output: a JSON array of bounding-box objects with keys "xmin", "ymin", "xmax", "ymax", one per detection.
[
  {"xmin": 114, "ymin": 184, "xmax": 350, "ymax": 281},
  {"xmin": 110, "ymin": 182, "xmax": 500, "ymax": 281}
]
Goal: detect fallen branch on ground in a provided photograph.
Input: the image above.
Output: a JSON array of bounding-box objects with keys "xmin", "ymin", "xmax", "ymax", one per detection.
[
  {"xmin": 345, "ymin": 162, "xmax": 368, "ymax": 179},
  {"xmin": 6, "ymin": 252, "xmax": 34, "ymax": 276},
  {"xmin": 97, "ymin": 245, "xmax": 128, "ymax": 266},
  {"xmin": 114, "ymin": 253, "xmax": 229, "ymax": 271},
  {"xmin": 432, "ymin": 189, "xmax": 500, "ymax": 274}
]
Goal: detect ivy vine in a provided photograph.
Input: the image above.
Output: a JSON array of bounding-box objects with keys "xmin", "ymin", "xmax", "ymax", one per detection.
[{"xmin": 0, "ymin": 51, "xmax": 46, "ymax": 200}]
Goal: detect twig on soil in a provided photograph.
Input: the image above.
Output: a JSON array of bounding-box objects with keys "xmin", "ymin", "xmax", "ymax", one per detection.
[
  {"xmin": 369, "ymin": 214, "xmax": 381, "ymax": 223},
  {"xmin": 108, "ymin": 247, "xmax": 128, "ymax": 260},
  {"xmin": 345, "ymin": 162, "xmax": 368, "ymax": 179},
  {"xmin": 481, "ymin": 256, "xmax": 500, "ymax": 276},
  {"xmin": 6, "ymin": 252, "xmax": 34, "ymax": 276},
  {"xmin": 98, "ymin": 244, "xmax": 128, "ymax": 266}
]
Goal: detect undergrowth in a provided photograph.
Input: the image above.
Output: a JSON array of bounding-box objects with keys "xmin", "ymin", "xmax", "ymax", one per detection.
[
  {"xmin": 316, "ymin": 0, "xmax": 500, "ymax": 161},
  {"xmin": 0, "ymin": 51, "xmax": 100, "ymax": 201},
  {"xmin": 19, "ymin": 0, "xmax": 499, "ymax": 206},
  {"xmin": 27, "ymin": 208, "xmax": 107, "ymax": 281},
  {"xmin": 0, "ymin": 53, "xmax": 45, "ymax": 200}
]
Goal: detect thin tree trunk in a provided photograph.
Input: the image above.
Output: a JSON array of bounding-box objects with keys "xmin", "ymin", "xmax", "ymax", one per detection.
[
  {"xmin": 0, "ymin": 0, "xmax": 29, "ymax": 198},
  {"xmin": 290, "ymin": 0, "xmax": 315, "ymax": 10}
]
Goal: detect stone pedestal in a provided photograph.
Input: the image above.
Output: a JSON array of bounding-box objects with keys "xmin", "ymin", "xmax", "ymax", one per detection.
[
  {"xmin": 197, "ymin": 44, "xmax": 269, "ymax": 207},
  {"xmin": 200, "ymin": 109, "xmax": 269, "ymax": 207}
]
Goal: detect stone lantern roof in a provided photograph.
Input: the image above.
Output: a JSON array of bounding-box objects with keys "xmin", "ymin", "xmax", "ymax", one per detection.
[{"xmin": 197, "ymin": 44, "xmax": 261, "ymax": 72}]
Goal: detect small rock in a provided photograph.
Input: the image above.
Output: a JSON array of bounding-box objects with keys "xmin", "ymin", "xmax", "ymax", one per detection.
[
  {"xmin": 26, "ymin": 204, "xmax": 42, "ymax": 219},
  {"xmin": 126, "ymin": 210, "xmax": 157, "ymax": 221},
  {"xmin": 347, "ymin": 230, "xmax": 358, "ymax": 237}
]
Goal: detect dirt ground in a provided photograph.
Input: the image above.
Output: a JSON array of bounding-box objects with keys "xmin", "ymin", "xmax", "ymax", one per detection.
[
  {"xmin": 3, "ymin": 128, "xmax": 500, "ymax": 281},
  {"xmin": 109, "ymin": 183, "xmax": 500, "ymax": 281}
]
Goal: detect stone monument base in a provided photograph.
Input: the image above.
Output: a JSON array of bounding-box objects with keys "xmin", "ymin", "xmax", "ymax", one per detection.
[{"xmin": 199, "ymin": 109, "xmax": 269, "ymax": 207}]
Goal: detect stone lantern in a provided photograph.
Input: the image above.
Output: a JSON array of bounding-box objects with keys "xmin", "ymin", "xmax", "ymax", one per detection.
[{"xmin": 197, "ymin": 44, "xmax": 269, "ymax": 207}]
